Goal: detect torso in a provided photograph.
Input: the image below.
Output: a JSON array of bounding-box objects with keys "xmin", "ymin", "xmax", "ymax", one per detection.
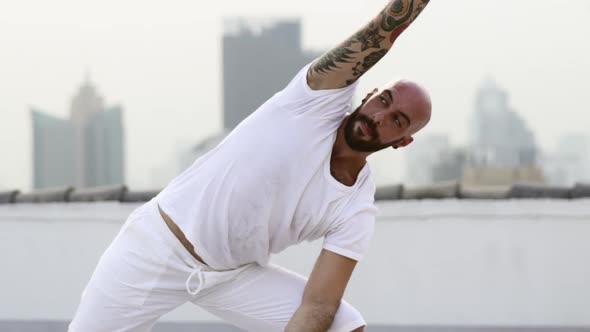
[{"xmin": 155, "ymin": 63, "xmax": 376, "ymax": 270}]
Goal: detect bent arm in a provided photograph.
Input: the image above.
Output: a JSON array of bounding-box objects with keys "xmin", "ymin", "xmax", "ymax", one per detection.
[
  {"xmin": 285, "ymin": 249, "xmax": 358, "ymax": 332},
  {"xmin": 307, "ymin": 0, "xmax": 431, "ymax": 90}
]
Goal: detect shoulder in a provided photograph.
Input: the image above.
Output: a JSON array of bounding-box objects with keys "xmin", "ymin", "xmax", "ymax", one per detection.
[
  {"xmin": 279, "ymin": 62, "xmax": 360, "ymax": 100},
  {"xmin": 272, "ymin": 62, "xmax": 360, "ymax": 118}
]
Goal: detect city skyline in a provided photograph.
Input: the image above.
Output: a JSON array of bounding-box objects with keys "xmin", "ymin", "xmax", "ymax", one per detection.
[
  {"xmin": 31, "ymin": 78, "xmax": 125, "ymax": 189},
  {"xmin": 1, "ymin": 0, "xmax": 589, "ymax": 190},
  {"xmin": 405, "ymin": 78, "xmax": 589, "ymax": 186}
]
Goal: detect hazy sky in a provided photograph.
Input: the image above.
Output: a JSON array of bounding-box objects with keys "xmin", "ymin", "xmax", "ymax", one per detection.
[{"xmin": 1, "ymin": 0, "xmax": 589, "ymax": 190}]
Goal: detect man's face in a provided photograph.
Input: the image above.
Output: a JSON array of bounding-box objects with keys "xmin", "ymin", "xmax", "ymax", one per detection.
[
  {"xmin": 344, "ymin": 105, "xmax": 393, "ymax": 152},
  {"xmin": 344, "ymin": 81, "xmax": 432, "ymax": 153}
]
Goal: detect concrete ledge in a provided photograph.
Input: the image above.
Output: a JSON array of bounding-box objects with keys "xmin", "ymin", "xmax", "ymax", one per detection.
[
  {"xmin": 121, "ymin": 190, "xmax": 160, "ymax": 203},
  {"xmin": 401, "ymin": 182, "xmax": 460, "ymax": 200},
  {"xmin": 572, "ymin": 183, "xmax": 590, "ymax": 199},
  {"xmin": 5, "ymin": 183, "xmax": 590, "ymax": 204},
  {"xmin": 375, "ymin": 184, "xmax": 403, "ymax": 201},
  {"xmin": 459, "ymin": 186, "xmax": 510, "ymax": 200},
  {"xmin": 15, "ymin": 186, "xmax": 74, "ymax": 203},
  {"xmin": 508, "ymin": 183, "xmax": 572, "ymax": 199},
  {"xmin": 0, "ymin": 190, "xmax": 20, "ymax": 204},
  {"xmin": 69, "ymin": 185, "xmax": 128, "ymax": 202}
]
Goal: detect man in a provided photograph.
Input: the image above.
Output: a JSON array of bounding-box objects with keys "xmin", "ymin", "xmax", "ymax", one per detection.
[{"xmin": 69, "ymin": 0, "xmax": 432, "ymax": 331}]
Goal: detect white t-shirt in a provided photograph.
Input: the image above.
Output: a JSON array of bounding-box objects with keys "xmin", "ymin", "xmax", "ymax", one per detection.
[{"xmin": 156, "ymin": 63, "xmax": 377, "ymax": 270}]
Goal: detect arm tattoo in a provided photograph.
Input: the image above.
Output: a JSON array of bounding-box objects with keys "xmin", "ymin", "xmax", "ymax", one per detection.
[
  {"xmin": 312, "ymin": 47, "xmax": 357, "ymax": 74},
  {"xmin": 312, "ymin": 21, "xmax": 384, "ymax": 74},
  {"xmin": 382, "ymin": 0, "xmax": 430, "ymax": 42},
  {"xmin": 310, "ymin": 0, "xmax": 430, "ymax": 86},
  {"xmin": 381, "ymin": 0, "xmax": 415, "ymax": 31},
  {"xmin": 345, "ymin": 21, "xmax": 385, "ymax": 52},
  {"xmin": 348, "ymin": 49, "xmax": 388, "ymax": 85}
]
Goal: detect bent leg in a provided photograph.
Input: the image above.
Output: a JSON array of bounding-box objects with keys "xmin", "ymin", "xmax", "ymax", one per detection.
[
  {"xmin": 69, "ymin": 203, "xmax": 194, "ymax": 332},
  {"xmin": 192, "ymin": 264, "xmax": 366, "ymax": 332}
]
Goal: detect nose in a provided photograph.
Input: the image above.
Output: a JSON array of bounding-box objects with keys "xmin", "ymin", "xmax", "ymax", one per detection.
[{"xmin": 373, "ymin": 111, "xmax": 387, "ymax": 127}]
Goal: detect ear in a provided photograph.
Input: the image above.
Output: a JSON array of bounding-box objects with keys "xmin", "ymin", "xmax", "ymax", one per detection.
[{"xmin": 392, "ymin": 136, "xmax": 414, "ymax": 149}]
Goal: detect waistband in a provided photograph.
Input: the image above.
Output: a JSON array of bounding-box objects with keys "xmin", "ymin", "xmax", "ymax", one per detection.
[{"xmin": 143, "ymin": 198, "xmax": 252, "ymax": 296}]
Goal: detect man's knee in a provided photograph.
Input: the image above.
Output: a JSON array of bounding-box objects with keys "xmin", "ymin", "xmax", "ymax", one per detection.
[{"xmin": 351, "ymin": 326, "xmax": 365, "ymax": 332}]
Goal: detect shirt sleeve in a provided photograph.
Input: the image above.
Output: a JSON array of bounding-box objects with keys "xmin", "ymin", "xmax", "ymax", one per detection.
[
  {"xmin": 322, "ymin": 210, "xmax": 376, "ymax": 262},
  {"xmin": 272, "ymin": 61, "xmax": 360, "ymax": 118}
]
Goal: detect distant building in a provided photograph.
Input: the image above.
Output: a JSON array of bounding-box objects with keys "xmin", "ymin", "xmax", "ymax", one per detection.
[
  {"xmin": 31, "ymin": 78, "xmax": 125, "ymax": 189},
  {"xmin": 468, "ymin": 78, "xmax": 537, "ymax": 167},
  {"xmin": 222, "ymin": 19, "xmax": 320, "ymax": 130},
  {"xmin": 462, "ymin": 78, "xmax": 544, "ymax": 186},
  {"xmin": 406, "ymin": 79, "xmax": 546, "ymax": 187},
  {"xmin": 542, "ymin": 133, "xmax": 590, "ymax": 186},
  {"xmin": 462, "ymin": 166, "xmax": 544, "ymax": 186},
  {"xmin": 432, "ymin": 148, "xmax": 467, "ymax": 183},
  {"xmin": 183, "ymin": 19, "xmax": 321, "ymax": 167},
  {"xmin": 31, "ymin": 109, "xmax": 75, "ymax": 189},
  {"xmin": 405, "ymin": 134, "xmax": 451, "ymax": 185},
  {"xmin": 83, "ymin": 106, "xmax": 125, "ymax": 187}
]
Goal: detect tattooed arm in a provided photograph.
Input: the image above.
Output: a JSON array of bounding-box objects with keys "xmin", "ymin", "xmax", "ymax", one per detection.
[{"xmin": 307, "ymin": 0, "xmax": 430, "ymax": 90}]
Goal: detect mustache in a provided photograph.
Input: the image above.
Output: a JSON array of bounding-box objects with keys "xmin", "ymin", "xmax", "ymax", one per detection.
[{"xmin": 355, "ymin": 113, "xmax": 378, "ymax": 139}]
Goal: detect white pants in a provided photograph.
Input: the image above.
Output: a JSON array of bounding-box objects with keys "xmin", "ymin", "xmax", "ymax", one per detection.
[{"xmin": 69, "ymin": 199, "xmax": 366, "ymax": 332}]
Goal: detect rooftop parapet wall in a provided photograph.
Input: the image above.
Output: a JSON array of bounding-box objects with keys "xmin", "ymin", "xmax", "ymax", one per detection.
[
  {"xmin": 0, "ymin": 190, "xmax": 19, "ymax": 204},
  {"xmin": 69, "ymin": 185, "xmax": 128, "ymax": 202},
  {"xmin": 572, "ymin": 183, "xmax": 590, "ymax": 198},
  {"xmin": 1, "ymin": 200, "xmax": 589, "ymax": 326},
  {"xmin": 1, "ymin": 183, "xmax": 589, "ymax": 204},
  {"xmin": 14, "ymin": 186, "xmax": 73, "ymax": 203}
]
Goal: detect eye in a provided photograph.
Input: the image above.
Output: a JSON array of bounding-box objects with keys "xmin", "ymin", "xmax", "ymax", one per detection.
[
  {"xmin": 394, "ymin": 115, "xmax": 401, "ymax": 127},
  {"xmin": 380, "ymin": 95, "xmax": 387, "ymax": 105}
]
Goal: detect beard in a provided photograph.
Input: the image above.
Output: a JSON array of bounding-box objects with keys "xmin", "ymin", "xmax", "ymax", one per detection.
[{"xmin": 344, "ymin": 105, "xmax": 392, "ymax": 153}]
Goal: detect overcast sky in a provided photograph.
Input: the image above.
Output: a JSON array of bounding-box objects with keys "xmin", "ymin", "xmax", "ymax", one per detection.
[{"xmin": 1, "ymin": 0, "xmax": 589, "ymax": 190}]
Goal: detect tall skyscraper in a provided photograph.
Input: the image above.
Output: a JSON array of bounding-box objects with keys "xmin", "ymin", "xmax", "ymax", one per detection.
[
  {"xmin": 183, "ymin": 19, "xmax": 322, "ymax": 168},
  {"xmin": 31, "ymin": 109, "xmax": 75, "ymax": 189},
  {"xmin": 31, "ymin": 78, "xmax": 125, "ymax": 189},
  {"xmin": 462, "ymin": 78, "xmax": 544, "ymax": 186},
  {"xmin": 222, "ymin": 19, "xmax": 320, "ymax": 130},
  {"xmin": 84, "ymin": 106, "xmax": 125, "ymax": 187},
  {"xmin": 468, "ymin": 78, "xmax": 537, "ymax": 167}
]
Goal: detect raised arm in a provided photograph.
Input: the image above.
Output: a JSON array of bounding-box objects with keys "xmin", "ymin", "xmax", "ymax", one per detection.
[{"xmin": 307, "ymin": 0, "xmax": 431, "ymax": 90}]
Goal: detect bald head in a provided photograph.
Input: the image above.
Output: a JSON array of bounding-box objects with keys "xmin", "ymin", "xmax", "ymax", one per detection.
[{"xmin": 385, "ymin": 79, "xmax": 432, "ymax": 135}]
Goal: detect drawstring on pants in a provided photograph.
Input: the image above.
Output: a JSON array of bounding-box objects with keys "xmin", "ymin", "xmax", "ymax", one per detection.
[
  {"xmin": 186, "ymin": 267, "xmax": 205, "ymax": 295},
  {"xmin": 184, "ymin": 263, "xmax": 250, "ymax": 296}
]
